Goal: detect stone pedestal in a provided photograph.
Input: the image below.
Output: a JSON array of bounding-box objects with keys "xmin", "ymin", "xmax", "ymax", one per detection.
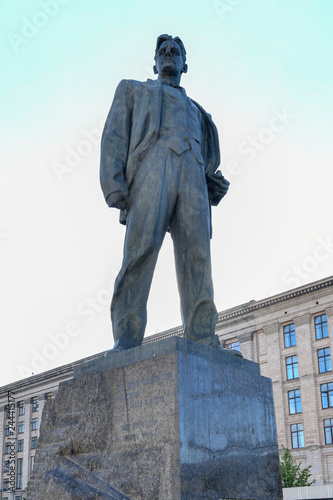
[{"xmin": 27, "ymin": 337, "xmax": 282, "ymax": 499}]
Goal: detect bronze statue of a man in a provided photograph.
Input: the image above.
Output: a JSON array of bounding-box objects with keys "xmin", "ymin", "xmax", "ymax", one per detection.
[{"xmin": 100, "ymin": 34, "xmax": 239, "ymax": 355}]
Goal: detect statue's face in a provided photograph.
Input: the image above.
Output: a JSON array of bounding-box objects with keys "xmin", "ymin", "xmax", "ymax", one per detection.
[{"xmin": 155, "ymin": 40, "xmax": 186, "ymax": 78}]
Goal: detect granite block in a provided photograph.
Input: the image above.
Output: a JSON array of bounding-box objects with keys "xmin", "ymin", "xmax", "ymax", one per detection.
[{"xmin": 27, "ymin": 337, "xmax": 282, "ymax": 499}]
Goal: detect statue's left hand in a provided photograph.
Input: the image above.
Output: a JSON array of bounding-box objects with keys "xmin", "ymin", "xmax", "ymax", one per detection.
[{"xmin": 206, "ymin": 171, "xmax": 230, "ymax": 206}]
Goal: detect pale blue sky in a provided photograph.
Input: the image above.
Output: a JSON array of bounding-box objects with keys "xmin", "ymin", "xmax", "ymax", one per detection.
[{"xmin": 1, "ymin": 0, "xmax": 332, "ymax": 384}]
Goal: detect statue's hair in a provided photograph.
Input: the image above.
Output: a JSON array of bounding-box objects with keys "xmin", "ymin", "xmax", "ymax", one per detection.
[{"xmin": 154, "ymin": 34, "xmax": 186, "ymax": 63}]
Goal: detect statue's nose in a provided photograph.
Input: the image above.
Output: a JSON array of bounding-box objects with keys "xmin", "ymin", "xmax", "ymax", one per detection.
[{"xmin": 165, "ymin": 47, "xmax": 172, "ymax": 57}]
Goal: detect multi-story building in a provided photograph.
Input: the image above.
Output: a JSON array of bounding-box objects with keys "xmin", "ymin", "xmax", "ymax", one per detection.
[
  {"xmin": 1, "ymin": 275, "xmax": 333, "ymax": 497},
  {"xmin": 0, "ymin": 353, "xmax": 103, "ymax": 500},
  {"xmin": 216, "ymin": 275, "xmax": 333, "ymax": 486}
]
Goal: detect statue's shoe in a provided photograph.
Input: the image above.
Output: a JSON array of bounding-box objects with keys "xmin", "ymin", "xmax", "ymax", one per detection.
[{"xmin": 104, "ymin": 346, "xmax": 128, "ymax": 356}]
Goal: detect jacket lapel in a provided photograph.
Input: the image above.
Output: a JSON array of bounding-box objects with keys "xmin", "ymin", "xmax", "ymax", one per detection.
[{"xmin": 146, "ymin": 79, "xmax": 162, "ymax": 143}]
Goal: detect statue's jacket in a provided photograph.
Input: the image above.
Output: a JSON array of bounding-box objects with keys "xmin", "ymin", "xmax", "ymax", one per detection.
[{"xmin": 100, "ymin": 78, "xmax": 221, "ymax": 210}]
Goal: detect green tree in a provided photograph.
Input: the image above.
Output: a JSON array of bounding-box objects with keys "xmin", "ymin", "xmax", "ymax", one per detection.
[
  {"xmin": 23, "ymin": 480, "xmax": 30, "ymax": 500},
  {"xmin": 280, "ymin": 446, "xmax": 316, "ymax": 487}
]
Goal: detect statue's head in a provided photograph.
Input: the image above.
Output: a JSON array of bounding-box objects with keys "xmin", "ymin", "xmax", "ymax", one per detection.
[{"xmin": 153, "ymin": 34, "xmax": 188, "ymax": 79}]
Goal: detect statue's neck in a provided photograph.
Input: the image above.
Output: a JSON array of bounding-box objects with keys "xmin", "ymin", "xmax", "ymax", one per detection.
[{"xmin": 158, "ymin": 75, "xmax": 181, "ymax": 87}]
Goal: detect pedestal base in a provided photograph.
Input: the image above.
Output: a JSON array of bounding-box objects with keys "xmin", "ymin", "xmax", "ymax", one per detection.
[{"xmin": 27, "ymin": 337, "xmax": 282, "ymax": 499}]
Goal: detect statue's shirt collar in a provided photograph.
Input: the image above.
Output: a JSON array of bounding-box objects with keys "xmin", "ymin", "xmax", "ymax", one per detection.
[{"xmin": 148, "ymin": 78, "xmax": 186, "ymax": 96}]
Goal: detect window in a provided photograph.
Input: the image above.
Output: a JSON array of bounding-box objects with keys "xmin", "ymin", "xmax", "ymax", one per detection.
[
  {"xmin": 321, "ymin": 382, "xmax": 333, "ymax": 409},
  {"xmin": 3, "ymin": 478, "xmax": 10, "ymax": 491},
  {"xmin": 284, "ymin": 323, "xmax": 296, "ymax": 348},
  {"xmin": 288, "ymin": 389, "xmax": 302, "ymax": 414},
  {"xmin": 5, "ymin": 424, "xmax": 14, "ymax": 437},
  {"xmin": 17, "ymin": 439, "xmax": 24, "ymax": 452},
  {"xmin": 32, "ymin": 397, "xmax": 39, "ymax": 412},
  {"xmin": 291, "ymin": 423, "xmax": 304, "ymax": 448},
  {"xmin": 315, "ymin": 314, "xmax": 329, "ymax": 340},
  {"xmin": 18, "ymin": 421, "xmax": 24, "ymax": 433},
  {"xmin": 4, "ymin": 442, "xmax": 12, "ymax": 454},
  {"xmin": 31, "ymin": 417, "xmax": 38, "ymax": 431},
  {"xmin": 3, "ymin": 460, "xmax": 9, "ymax": 472},
  {"xmin": 16, "ymin": 458, "xmax": 23, "ymax": 489},
  {"xmin": 30, "ymin": 455, "xmax": 35, "ymax": 471},
  {"xmin": 286, "ymin": 355, "xmax": 299, "ymax": 380},
  {"xmin": 18, "ymin": 401, "xmax": 25, "ymax": 415},
  {"xmin": 318, "ymin": 348, "xmax": 332, "ymax": 373},
  {"xmin": 226, "ymin": 341, "xmax": 241, "ymax": 352},
  {"xmin": 46, "ymin": 392, "xmax": 53, "ymax": 402},
  {"xmin": 324, "ymin": 418, "xmax": 333, "ymax": 445},
  {"xmin": 31, "ymin": 436, "xmax": 38, "ymax": 449}
]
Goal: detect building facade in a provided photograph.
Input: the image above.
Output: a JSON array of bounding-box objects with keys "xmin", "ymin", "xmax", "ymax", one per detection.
[
  {"xmin": 1, "ymin": 276, "xmax": 333, "ymax": 497},
  {"xmin": 0, "ymin": 353, "xmax": 103, "ymax": 499},
  {"xmin": 216, "ymin": 275, "xmax": 333, "ymax": 486}
]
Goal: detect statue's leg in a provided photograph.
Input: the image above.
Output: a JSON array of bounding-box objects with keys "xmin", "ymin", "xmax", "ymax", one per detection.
[
  {"xmin": 170, "ymin": 153, "xmax": 219, "ymax": 345},
  {"xmin": 110, "ymin": 146, "xmax": 177, "ymax": 350}
]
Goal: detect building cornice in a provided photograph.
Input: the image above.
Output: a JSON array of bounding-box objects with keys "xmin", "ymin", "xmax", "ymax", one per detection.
[
  {"xmin": 217, "ymin": 276, "xmax": 333, "ymax": 323},
  {"xmin": 0, "ymin": 351, "xmax": 104, "ymax": 396}
]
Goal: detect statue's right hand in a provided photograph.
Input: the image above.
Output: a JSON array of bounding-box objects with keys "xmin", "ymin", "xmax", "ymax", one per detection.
[{"xmin": 108, "ymin": 191, "xmax": 129, "ymax": 211}]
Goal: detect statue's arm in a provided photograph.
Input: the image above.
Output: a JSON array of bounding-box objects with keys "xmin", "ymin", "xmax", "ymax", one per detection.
[
  {"xmin": 100, "ymin": 80, "xmax": 133, "ymax": 210},
  {"xmin": 194, "ymin": 100, "xmax": 230, "ymax": 205}
]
